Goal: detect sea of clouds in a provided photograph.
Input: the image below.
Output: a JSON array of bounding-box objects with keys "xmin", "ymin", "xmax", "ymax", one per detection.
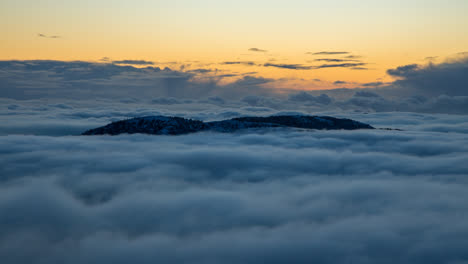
[
  {"xmin": 1, "ymin": 57, "xmax": 468, "ymax": 263},
  {"xmin": 1, "ymin": 101, "xmax": 468, "ymax": 263}
]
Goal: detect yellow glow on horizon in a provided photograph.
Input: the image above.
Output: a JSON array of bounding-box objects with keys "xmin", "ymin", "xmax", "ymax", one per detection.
[{"xmin": 1, "ymin": 0, "xmax": 468, "ymax": 89}]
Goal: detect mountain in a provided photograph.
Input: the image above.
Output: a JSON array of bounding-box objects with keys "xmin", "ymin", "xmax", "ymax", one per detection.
[{"xmin": 82, "ymin": 115, "xmax": 374, "ymax": 136}]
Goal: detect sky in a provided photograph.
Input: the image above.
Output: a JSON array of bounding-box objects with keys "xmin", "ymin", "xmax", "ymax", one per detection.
[
  {"xmin": 2, "ymin": 2, "xmax": 468, "ymax": 263},
  {"xmin": 2, "ymin": 0, "xmax": 468, "ymax": 89}
]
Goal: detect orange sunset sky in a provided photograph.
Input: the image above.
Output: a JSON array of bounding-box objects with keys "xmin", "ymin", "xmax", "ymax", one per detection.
[{"xmin": 2, "ymin": 0, "xmax": 468, "ymax": 90}]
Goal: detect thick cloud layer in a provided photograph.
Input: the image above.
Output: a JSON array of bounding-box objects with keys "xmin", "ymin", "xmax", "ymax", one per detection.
[
  {"xmin": 3, "ymin": 96, "xmax": 468, "ymax": 137},
  {"xmin": 0, "ymin": 60, "xmax": 271, "ymax": 100},
  {"xmin": 386, "ymin": 58, "xmax": 468, "ymax": 97},
  {"xmin": 1, "ymin": 58, "xmax": 468, "ymax": 113},
  {"xmin": 1, "ymin": 113, "xmax": 468, "ymax": 263},
  {"xmin": 1, "ymin": 82, "xmax": 468, "ymax": 263}
]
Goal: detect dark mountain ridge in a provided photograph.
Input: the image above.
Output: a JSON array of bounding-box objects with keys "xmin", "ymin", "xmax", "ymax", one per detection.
[{"xmin": 82, "ymin": 115, "xmax": 374, "ymax": 136}]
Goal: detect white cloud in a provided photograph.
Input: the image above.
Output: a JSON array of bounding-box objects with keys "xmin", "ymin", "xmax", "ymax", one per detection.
[{"xmin": 1, "ymin": 112, "xmax": 468, "ymax": 263}]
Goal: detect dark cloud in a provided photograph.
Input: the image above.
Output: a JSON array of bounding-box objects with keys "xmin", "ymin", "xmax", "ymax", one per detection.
[
  {"xmin": 1, "ymin": 58, "xmax": 468, "ymax": 114},
  {"xmin": 263, "ymin": 63, "xmax": 312, "ymax": 70},
  {"xmin": 334, "ymin": 81, "xmax": 347, "ymax": 85},
  {"xmin": 338, "ymin": 91, "xmax": 468, "ymax": 115},
  {"xmin": 249, "ymin": 48, "xmax": 268, "ymax": 52},
  {"xmin": 315, "ymin": 63, "xmax": 367, "ymax": 69},
  {"xmin": 314, "ymin": 58, "xmax": 359, "ymax": 62},
  {"xmin": 387, "ymin": 64, "xmax": 420, "ymax": 77},
  {"xmin": 232, "ymin": 76, "xmax": 272, "ymax": 86},
  {"xmin": 0, "ymin": 60, "xmax": 271, "ymax": 100},
  {"xmin": 386, "ymin": 58, "xmax": 468, "ymax": 96},
  {"xmin": 361, "ymin": 82, "xmax": 384, "ymax": 87},
  {"xmin": 307, "ymin": 51, "xmax": 350, "ymax": 55},
  {"xmin": 288, "ymin": 92, "xmax": 332, "ymax": 104},
  {"xmin": 217, "ymin": 74, "xmax": 238, "ymax": 78},
  {"xmin": 37, "ymin": 33, "xmax": 61, "ymax": 39},
  {"xmin": 344, "ymin": 55, "xmax": 362, "ymax": 59},
  {"xmin": 187, "ymin": 69, "xmax": 213, "ymax": 74},
  {"xmin": 354, "ymin": 91, "xmax": 381, "ymax": 98},
  {"xmin": 0, "ymin": 60, "xmax": 189, "ymax": 99},
  {"xmin": 263, "ymin": 63, "xmax": 368, "ymax": 70},
  {"xmin": 112, "ymin": 60, "xmax": 154, "ymax": 65},
  {"xmin": 242, "ymin": 72, "xmax": 258, "ymax": 75},
  {"xmin": 221, "ymin": 61, "xmax": 256, "ymax": 66}
]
